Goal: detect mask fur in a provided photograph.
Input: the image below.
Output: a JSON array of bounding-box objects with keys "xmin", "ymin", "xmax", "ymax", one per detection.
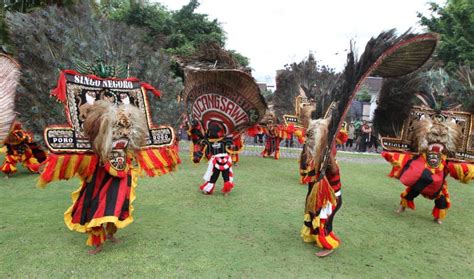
[
  {"xmin": 261, "ymin": 111, "xmax": 277, "ymax": 125},
  {"xmin": 304, "ymin": 117, "xmax": 331, "ymax": 170},
  {"xmin": 411, "ymin": 117, "xmax": 461, "ymax": 156},
  {"xmin": 83, "ymin": 100, "xmax": 147, "ymax": 163},
  {"xmin": 299, "ymin": 104, "xmax": 316, "ymax": 129}
]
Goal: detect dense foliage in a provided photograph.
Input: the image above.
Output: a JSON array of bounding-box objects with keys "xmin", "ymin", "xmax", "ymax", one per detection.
[
  {"xmin": 101, "ymin": 0, "xmax": 249, "ymax": 66},
  {"xmin": 417, "ymin": 0, "xmax": 473, "ymax": 112},
  {"xmin": 418, "ymin": 0, "xmax": 474, "ymax": 73}
]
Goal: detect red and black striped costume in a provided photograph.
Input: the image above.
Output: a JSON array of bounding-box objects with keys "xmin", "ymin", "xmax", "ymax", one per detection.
[
  {"xmin": 301, "ymin": 160, "xmax": 343, "ymax": 251},
  {"xmin": 39, "ymin": 147, "xmax": 180, "ymax": 247},
  {"xmin": 383, "ymin": 151, "xmax": 474, "ymax": 220},
  {"xmin": 65, "ymin": 158, "xmax": 135, "ymax": 246}
]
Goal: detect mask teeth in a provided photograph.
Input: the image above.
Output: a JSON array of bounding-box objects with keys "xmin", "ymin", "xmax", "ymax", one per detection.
[
  {"xmin": 429, "ymin": 143, "xmax": 443, "ymax": 153},
  {"xmin": 113, "ymin": 138, "xmax": 128, "ymax": 149}
]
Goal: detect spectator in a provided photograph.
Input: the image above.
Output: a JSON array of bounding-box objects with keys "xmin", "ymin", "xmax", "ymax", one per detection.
[
  {"xmin": 346, "ymin": 122, "xmax": 356, "ymax": 151},
  {"xmin": 358, "ymin": 120, "xmax": 372, "ymax": 152}
]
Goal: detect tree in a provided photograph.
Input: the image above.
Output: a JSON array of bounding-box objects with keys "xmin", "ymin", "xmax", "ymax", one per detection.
[
  {"xmin": 102, "ymin": 0, "xmax": 249, "ymax": 67},
  {"xmin": 2, "ymin": 0, "xmax": 80, "ymax": 12},
  {"xmin": 355, "ymin": 86, "xmax": 371, "ymax": 102},
  {"xmin": 228, "ymin": 49, "xmax": 249, "ymax": 67},
  {"xmin": 418, "ymin": 0, "xmax": 474, "ymax": 72},
  {"xmin": 417, "ymin": 67, "xmax": 472, "ymax": 111}
]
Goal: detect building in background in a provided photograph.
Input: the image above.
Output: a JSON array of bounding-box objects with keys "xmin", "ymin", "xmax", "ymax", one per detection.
[
  {"xmin": 257, "ymin": 82, "xmax": 268, "ymax": 92},
  {"xmin": 364, "ymin": 77, "xmax": 383, "ymax": 121},
  {"xmin": 347, "ymin": 77, "xmax": 382, "ymax": 121}
]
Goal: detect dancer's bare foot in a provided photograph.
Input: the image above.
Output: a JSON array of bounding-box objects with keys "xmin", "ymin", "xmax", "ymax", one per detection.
[
  {"xmin": 202, "ymin": 191, "xmax": 211, "ymax": 195},
  {"xmin": 434, "ymin": 218, "xmax": 442, "ymax": 225},
  {"xmin": 4, "ymin": 175, "xmax": 9, "ymax": 179},
  {"xmin": 395, "ymin": 205, "xmax": 406, "ymax": 214},
  {"xmin": 223, "ymin": 192, "xmax": 229, "ymax": 197},
  {"xmin": 88, "ymin": 245, "xmax": 103, "ymax": 255},
  {"xmin": 107, "ymin": 234, "xmax": 121, "ymax": 243},
  {"xmin": 315, "ymin": 249, "xmax": 334, "ymax": 257}
]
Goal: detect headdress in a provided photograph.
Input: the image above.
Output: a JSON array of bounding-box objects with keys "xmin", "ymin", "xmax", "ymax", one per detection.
[
  {"xmin": 39, "ymin": 67, "xmax": 180, "ymax": 186},
  {"xmin": 306, "ymin": 30, "xmax": 438, "ymax": 179},
  {"xmin": 182, "ymin": 69, "xmax": 267, "ymax": 139},
  {"xmin": 0, "ymin": 54, "xmax": 20, "ymax": 143}
]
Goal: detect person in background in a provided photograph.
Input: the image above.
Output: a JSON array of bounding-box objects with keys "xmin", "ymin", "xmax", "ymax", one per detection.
[
  {"xmin": 345, "ymin": 122, "xmax": 356, "ymax": 151},
  {"xmin": 358, "ymin": 121, "xmax": 372, "ymax": 152}
]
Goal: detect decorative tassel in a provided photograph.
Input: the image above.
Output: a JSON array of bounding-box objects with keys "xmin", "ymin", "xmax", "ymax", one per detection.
[
  {"xmin": 448, "ymin": 162, "xmax": 474, "ymax": 184},
  {"xmin": 294, "ymin": 129, "xmax": 305, "ymax": 144},
  {"xmin": 37, "ymin": 153, "xmax": 98, "ymax": 188},
  {"xmin": 50, "ymin": 70, "xmax": 67, "ymax": 103},
  {"xmin": 135, "ymin": 147, "xmax": 180, "ymax": 177},
  {"xmin": 286, "ymin": 124, "xmax": 296, "ymax": 134},
  {"xmin": 305, "ymin": 177, "xmax": 337, "ymax": 214}
]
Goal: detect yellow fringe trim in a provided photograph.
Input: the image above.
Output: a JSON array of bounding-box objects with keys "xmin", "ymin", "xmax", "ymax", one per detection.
[
  {"xmin": 63, "ymin": 166, "xmax": 139, "ymax": 233},
  {"xmin": 452, "ymin": 163, "xmax": 474, "ymax": 184},
  {"xmin": 325, "ymin": 235, "xmax": 340, "ymax": 249},
  {"xmin": 303, "ymin": 213, "xmax": 311, "ymax": 222},
  {"xmin": 312, "ymin": 216, "xmax": 321, "ymax": 230},
  {"xmin": 37, "ymin": 154, "xmax": 95, "ymax": 188},
  {"xmin": 300, "ymin": 225, "xmax": 315, "ymax": 243}
]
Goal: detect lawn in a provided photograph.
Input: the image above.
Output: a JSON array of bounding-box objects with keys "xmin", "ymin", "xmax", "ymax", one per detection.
[{"xmin": 1, "ymin": 152, "xmax": 473, "ymax": 278}]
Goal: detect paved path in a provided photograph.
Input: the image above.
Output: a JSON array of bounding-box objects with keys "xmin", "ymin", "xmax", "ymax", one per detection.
[{"xmin": 179, "ymin": 141, "xmax": 386, "ymax": 164}]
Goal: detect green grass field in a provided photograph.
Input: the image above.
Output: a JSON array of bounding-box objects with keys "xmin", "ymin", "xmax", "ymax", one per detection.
[{"xmin": 1, "ymin": 152, "xmax": 474, "ymax": 278}]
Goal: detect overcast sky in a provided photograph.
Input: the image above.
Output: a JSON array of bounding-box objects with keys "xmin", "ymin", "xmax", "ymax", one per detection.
[{"xmin": 154, "ymin": 0, "xmax": 443, "ymax": 86}]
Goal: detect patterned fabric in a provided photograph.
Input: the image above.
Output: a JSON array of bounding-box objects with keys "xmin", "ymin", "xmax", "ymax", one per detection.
[
  {"xmin": 64, "ymin": 159, "xmax": 139, "ymax": 240},
  {"xmin": 1, "ymin": 127, "xmax": 46, "ymax": 176},
  {"xmin": 301, "ymin": 166, "xmax": 342, "ymax": 250},
  {"xmin": 200, "ymin": 154, "xmax": 234, "ymax": 194},
  {"xmin": 382, "ymin": 151, "xmax": 474, "ymax": 220}
]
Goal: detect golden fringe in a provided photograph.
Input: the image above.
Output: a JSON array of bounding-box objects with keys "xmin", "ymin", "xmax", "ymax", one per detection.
[
  {"xmin": 136, "ymin": 147, "xmax": 180, "ymax": 177},
  {"xmin": 451, "ymin": 162, "xmax": 474, "ymax": 184},
  {"xmin": 37, "ymin": 154, "xmax": 97, "ymax": 188},
  {"xmin": 64, "ymin": 166, "xmax": 140, "ymax": 233}
]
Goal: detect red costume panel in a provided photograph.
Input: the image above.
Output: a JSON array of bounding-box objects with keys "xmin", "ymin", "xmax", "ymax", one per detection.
[{"xmin": 383, "ymin": 151, "xmax": 473, "ymax": 220}]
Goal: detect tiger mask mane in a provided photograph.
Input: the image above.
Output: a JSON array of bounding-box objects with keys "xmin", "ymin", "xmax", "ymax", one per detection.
[{"xmin": 83, "ymin": 100, "xmax": 147, "ymax": 170}]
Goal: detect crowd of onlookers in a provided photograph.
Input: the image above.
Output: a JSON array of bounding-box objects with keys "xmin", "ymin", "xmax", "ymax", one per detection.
[
  {"xmin": 338, "ymin": 120, "xmax": 380, "ymax": 153},
  {"xmin": 177, "ymin": 119, "xmax": 381, "ymax": 153}
]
